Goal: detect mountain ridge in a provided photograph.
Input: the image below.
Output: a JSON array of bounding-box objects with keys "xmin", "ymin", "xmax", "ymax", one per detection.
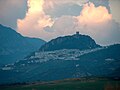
[
  {"xmin": 39, "ymin": 32, "xmax": 101, "ymax": 51},
  {"xmin": 0, "ymin": 29, "xmax": 120, "ymax": 84},
  {"xmin": 0, "ymin": 24, "xmax": 46, "ymax": 65}
]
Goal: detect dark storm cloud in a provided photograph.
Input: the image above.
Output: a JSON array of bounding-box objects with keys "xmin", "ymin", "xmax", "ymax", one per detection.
[
  {"xmin": 0, "ymin": 0, "xmax": 27, "ymax": 29},
  {"xmin": 89, "ymin": 0, "xmax": 111, "ymax": 13}
]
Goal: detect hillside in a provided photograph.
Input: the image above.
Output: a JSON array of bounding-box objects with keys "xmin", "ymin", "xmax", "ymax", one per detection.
[
  {"xmin": 0, "ymin": 43, "xmax": 119, "ymax": 84},
  {"xmin": 39, "ymin": 32, "xmax": 101, "ymax": 51},
  {"xmin": 0, "ymin": 24, "xmax": 46, "ymax": 65}
]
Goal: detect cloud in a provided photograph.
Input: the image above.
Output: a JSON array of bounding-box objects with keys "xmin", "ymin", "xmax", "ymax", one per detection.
[
  {"xmin": 17, "ymin": 1, "xmax": 120, "ymax": 45},
  {"xmin": 43, "ymin": 0, "xmax": 87, "ymax": 6},
  {"xmin": 17, "ymin": 0, "xmax": 54, "ymax": 40},
  {"xmin": 89, "ymin": 0, "xmax": 111, "ymax": 13},
  {"xmin": 0, "ymin": 0, "xmax": 112, "ymax": 30},
  {"xmin": 51, "ymin": 15, "xmax": 77, "ymax": 35},
  {"xmin": 75, "ymin": 2, "xmax": 120, "ymax": 45},
  {"xmin": 43, "ymin": 3, "xmax": 82, "ymax": 18},
  {"xmin": 109, "ymin": 0, "xmax": 120, "ymax": 23},
  {"xmin": 48, "ymin": 2, "xmax": 120, "ymax": 45},
  {"xmin": 43, "ymin": 0, "xmax": 111, "ymax": 18},
  {"xmin": 43, "ymin": 0, "xmax": 87, "ymax": 18},
  {"xmin": 76, "ymin": 2, "xmax": 112, "ymax": 24},
  {"xmin": 0, "ymin": 0, "xmax": 117, "ymax": 32},
  {"xmin": 17, "ymin": 0, "xmax": 87, "ymax": 40},
  {"xmin": 0, "ymin": 0, "xmax": 27, "ymax": 29}
]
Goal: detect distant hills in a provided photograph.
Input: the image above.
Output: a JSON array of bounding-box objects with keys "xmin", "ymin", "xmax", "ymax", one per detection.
[
  {"xmin": 0, "ymin": 31, "xmax": 120, "ymax": 84},
  {"xmin": 0, "ymin": 24, "xmax": 46, "ymax": 65},
  {"xmin": 40, "ymin": 32, "xmax": 101, "ymax": 51}
]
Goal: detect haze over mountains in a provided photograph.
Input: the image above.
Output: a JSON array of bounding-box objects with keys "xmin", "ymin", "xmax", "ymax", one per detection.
[
  {"xmin": 0, "ymin": 24, "xmax": 45, "ymax": 66},
  {"xmin": 0, "ymin": 26, "xmax": 120, "ymax": 84}
]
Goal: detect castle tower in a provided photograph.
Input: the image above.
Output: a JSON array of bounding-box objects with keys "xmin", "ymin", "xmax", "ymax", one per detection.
[{"xmin": 76, "ymin": 31, "xmax": 79, "ymax": 35}]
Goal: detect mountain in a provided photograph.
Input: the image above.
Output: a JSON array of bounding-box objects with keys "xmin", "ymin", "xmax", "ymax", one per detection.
[
  {"xmin": 40, "ymin": 32, "xmax": 100, "ymax": 51},
  {"xmin": 0, "ymin": 32, "xmax": 120, "ymax": 84},
  {"xmin": 0, "ymin": 24, "xmax": 46, "ymax": 65}
]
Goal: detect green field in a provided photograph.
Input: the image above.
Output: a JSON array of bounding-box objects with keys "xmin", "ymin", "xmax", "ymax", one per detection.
[{"xmin": 1, "ymin": 78, "xmax": 120, "ymax": 90}]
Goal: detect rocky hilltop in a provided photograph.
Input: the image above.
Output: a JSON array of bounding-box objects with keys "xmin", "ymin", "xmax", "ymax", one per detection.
[{"xmin": 39, "ymin": 32, "xmax": 101, "ymax": 51}]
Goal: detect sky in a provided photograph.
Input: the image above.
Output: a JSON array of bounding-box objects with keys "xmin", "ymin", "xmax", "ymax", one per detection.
[{"xmin": 0, "ymin": 0, "xmax": 120, "ymax": 45}]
